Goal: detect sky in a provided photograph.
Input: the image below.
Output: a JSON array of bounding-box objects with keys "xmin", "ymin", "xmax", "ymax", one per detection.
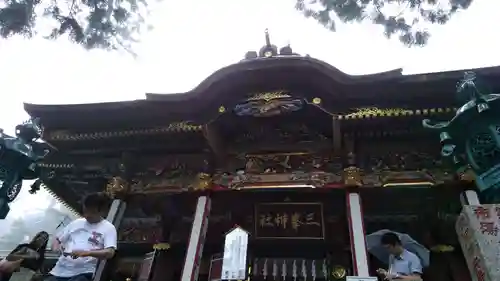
[{"xmin": 0, "ymin": 0, "xmax": 499, "ymax": 229}]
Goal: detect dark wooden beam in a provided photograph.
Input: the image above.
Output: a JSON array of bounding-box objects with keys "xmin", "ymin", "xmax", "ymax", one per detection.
[
  {"xmin": 202, "ymin": 124, "xmax": 226, "ymax": 165},
  {"xmin": 332, "ymin": 117, "xmax": 342, "ymax": 154},
  {"xmin": 228, "ymin": 140, "xmax": 332, "ymax": 155}
]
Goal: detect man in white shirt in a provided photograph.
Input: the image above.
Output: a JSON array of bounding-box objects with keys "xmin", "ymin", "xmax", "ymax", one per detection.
[{"xmin": 46, "ymin": 193, "xmax": 118, "ymax": 281}]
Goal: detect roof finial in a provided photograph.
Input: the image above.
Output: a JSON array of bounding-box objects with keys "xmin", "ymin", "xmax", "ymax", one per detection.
[{"xmin": 265, "ymin": 29, "xmax": 271, "ymax": 46}]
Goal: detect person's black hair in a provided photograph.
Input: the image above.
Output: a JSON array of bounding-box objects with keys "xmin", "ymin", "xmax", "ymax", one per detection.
[
  {"xmin": 29, "ymin": 231, "xmax": 48, "ymax": 269},
  {"xmin": 380, "ymin": 232, "xmax": 401, "ymax": 246},
  {"xmin": 30, "ymin": 231, "xmax": 49, "ymax": 248},
  {"xmin": 83, "ymin": 192, "xmax": 110, "ymax": 211}
]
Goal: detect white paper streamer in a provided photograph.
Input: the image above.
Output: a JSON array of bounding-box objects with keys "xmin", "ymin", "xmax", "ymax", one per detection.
[
  {"xmin": 273, "ymin": 259, "xmax": 278, "ymax": 280},
  {"xmin": 311, "ymin": 260, "xmax": 316, "ymax": 281},
  {"xmin": 292, "ymin": 260, "xmax": 297, "ymax": 281},
  {"xmin": 282, "ymin": 260, "xmax": 287, "ymax": 281}
]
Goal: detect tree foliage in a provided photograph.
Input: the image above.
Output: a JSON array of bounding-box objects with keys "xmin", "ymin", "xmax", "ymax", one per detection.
[
  {"xmin": 295, "ymin": 0, "xmax": 473, "ymax": 46},
  {"xmin": 0, "ymin": 0, "xmax": 473, "ymax": 50},
  {"xmin": 0, "ymin": 0, "xmax": 149, "ymax": 52}
]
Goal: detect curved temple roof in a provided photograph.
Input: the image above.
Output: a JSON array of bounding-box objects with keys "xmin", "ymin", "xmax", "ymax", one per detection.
[{"xmin": 23, "ymin": 53, "xmax": 500, "ymax": 130}]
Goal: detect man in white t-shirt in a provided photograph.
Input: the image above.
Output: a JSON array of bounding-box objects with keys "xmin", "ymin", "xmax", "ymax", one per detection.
[{"xmin": 46, "ymin": 193, "xmax": 118, "ymax": 281}]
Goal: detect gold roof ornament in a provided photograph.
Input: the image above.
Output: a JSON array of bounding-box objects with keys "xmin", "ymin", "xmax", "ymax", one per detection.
[{"xmin": 246, "ymin": 91, "xmax": 291, "ymax": 102}]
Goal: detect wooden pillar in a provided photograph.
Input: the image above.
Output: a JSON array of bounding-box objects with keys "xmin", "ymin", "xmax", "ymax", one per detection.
[
  {"xmin": 460, "ymin": 190, "xmax": 480, "ymax": 206},
  {"xmin": 332, "ymin": 117, "xmax": 342, "ymax": 153},
  {"xmin": 93, "ymin": 199, "xmax": 127, "ymax": 281},
  {"xmin": 180, "ymin": 196, "xmax": 211, "ymax": 281},
  {"xmin": 203, "ymin": 124, "xmax": 226, "ymax": 166}
]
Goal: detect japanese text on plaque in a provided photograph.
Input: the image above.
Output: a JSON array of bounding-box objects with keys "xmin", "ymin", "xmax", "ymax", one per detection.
[{"xmin": 255, "ymin": 203, "xmax": 324, "ymax": 239}]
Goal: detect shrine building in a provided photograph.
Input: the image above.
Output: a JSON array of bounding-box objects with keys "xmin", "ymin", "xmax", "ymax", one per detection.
[{"xmin": 12, "ymin": 31, "xmax": 500, "ymax": 281}]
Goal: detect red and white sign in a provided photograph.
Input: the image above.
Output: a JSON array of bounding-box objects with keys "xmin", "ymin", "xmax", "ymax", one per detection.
[{"xmin": 456, "ymin": 205, "xmax": 500, "ymax": 281}]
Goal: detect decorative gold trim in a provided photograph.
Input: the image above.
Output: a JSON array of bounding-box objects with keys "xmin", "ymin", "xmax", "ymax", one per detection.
[
  {"xmin": 333, "ymin": 107, "xmax": 455, "ymax": 120},
  {"xmin": 46, "ymin": 121, "xmax": 202, "ymax": 141},
  {"xmin": 240, "ymin": 184, "xmax": 316, "ymax": 189},
  {"xmin": 382, "ymin": 182, "xmax": 435, "ymax": 187},
  {"xmin": 245, "ymin": 152, "xmax": 310, "ymax": 157},
  {"xmin": 153, "ymin": 243, "xmax": 171, "ymax": 250},
  {"xmin": 312, "ymin": 97, "xmax": 322, "ymax": 105},
  {"xmin": 191, "ymin": 173, "xmax": 212, "ymax": 191},
  {"xmin": 166, "ymin": 121, "xmax": 202, "ymax": 131},
  {"xmin": 247, "ymin": 91, "xmax": 291, "ymax": 102},
  {"xmin": 430, "ymin": 245, "xmax": 454, "ymax": 252}
]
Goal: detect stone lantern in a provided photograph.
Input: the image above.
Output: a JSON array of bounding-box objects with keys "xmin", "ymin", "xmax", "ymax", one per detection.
[
  {"xmin": 0, "ymin": 119, "xmax": 49, "ymax": 219},
  {"xmin": 423, "ymin": 72, "xmax": 500, "ymax": 203}
]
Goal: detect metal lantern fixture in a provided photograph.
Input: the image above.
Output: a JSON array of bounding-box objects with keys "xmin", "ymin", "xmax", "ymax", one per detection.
[
  {"xmin": 423, "ymin": 72, "xmax": 500, "ymax": 202},
  {"xmin": 0, "ymin": 119, "xmax": 49, "ymax": 219}
]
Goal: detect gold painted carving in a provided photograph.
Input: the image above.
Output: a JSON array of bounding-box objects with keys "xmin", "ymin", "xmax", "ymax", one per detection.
[
  {"xmin": 331, "ymin": 265, "xmax": 347, "ymax": 279},
  {"xmin": 247, "ymin": 90, "xmax": 291, "ymax": 102},
  {"xmin": 105, "ymin": 177, "xmax": 129, "ymax": 198},
  {"xmin": 343, "ymin": 107, "xmax": 414, "ymax": 119},
  {"xmin": 343, "ymin": 166, "xmax": 362, "ymax": 186},
  {"xmin": 458, "ymin": 168, "xmax": 475, "ymax": 182},
  {"xmin": 153, "ymin": 243, "xmax": 171, "ymax": 250},
  {"xmin": 430, "ymin": 245, "xmax": 454, "ymax": 252},
  {"xmin": 166, "ymin": 121, "xmax": 202, "ymax": 132},
  {"xmin": 190, "ymin": 173, "xmax": 212, "ymax": 191}
]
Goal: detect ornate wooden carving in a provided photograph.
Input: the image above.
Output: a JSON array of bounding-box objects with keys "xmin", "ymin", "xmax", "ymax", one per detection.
[
  {"xmin": 214, "ymin": 153, "xmax": 343, "ymax": 189},
  {"xmin": 343, "ymin": 166, "xmax": 361, "ymax": 186},
  {"xmin": 106, "ymin": 177, "xmax": 130, "ymax": 198},
  {"xmin": 231, "ymin": 122, "xmax": 330, "ymax": 150}
]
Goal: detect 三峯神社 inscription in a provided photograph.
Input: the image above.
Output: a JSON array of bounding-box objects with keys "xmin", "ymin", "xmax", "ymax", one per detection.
[{"xmin": 255, "ymin": 202, "xmax": 324, "ymax": 239}]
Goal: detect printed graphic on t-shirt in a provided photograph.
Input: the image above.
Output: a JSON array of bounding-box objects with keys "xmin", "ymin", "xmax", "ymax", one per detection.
[{"xmin": 88, "ymin": 231, "xmax": 103, "ymax": 247}]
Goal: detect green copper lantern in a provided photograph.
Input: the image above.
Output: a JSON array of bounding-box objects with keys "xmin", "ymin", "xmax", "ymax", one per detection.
[
  {"xmin": 0, "ymin": 119, "xmax": 48, "ymax": 219},
  {"xmin": 423, "ymin": 72, "xmax": 500, "ymax": 203}
]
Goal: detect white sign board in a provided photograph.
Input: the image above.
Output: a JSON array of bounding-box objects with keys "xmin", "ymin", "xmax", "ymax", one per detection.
[
  {"xmin": 221, "ymin": 227, "xmax": 249, "ymax": 280},
  {"xmin": 346, "ymin": 276, "xmax": 378, "ymax": 281}
]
